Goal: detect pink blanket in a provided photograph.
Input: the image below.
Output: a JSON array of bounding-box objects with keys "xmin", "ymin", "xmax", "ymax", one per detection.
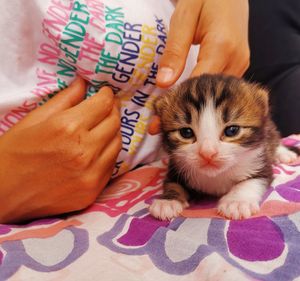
[{"xmin": 0, "ymin": 135, "xmax": 299, "ymax": 281}]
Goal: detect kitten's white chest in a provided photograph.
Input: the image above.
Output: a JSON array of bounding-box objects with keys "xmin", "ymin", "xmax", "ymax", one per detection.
[
  {"xmin": 187, "ymin": 172, "xmax": 234, "ymax": 196},
  {"xmin": 186, "ymin": 148, "xmax": 265, "ymax": 196}
]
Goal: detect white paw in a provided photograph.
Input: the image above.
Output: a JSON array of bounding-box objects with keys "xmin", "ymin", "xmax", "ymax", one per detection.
[
  {"xmin": 217, "ymin": 198, "xmax": 260, "ymax": 220},
  {"xmin": 275, "ymin": 145, "xmax": 298, "ymax": 164},
  {"xmin": 149, "ymin": 199, "xmax": 189, "ymax": 220}
]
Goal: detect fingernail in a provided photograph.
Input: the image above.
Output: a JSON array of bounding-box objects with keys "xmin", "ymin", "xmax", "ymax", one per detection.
[{"xmin": 157, "ymin": 67, "xmax": 174, "ymax": 84}]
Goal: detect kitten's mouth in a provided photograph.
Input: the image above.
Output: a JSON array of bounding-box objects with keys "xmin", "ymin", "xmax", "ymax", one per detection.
[{"xmin": 200, "ymin": 160, "xmax": 220, "ymax": 169}]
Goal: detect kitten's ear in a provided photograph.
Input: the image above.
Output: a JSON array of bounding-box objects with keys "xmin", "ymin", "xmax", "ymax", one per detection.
[
  {"xmin": 149, "ymin": 96, "xmax": 166, "ymax": 135},
  {"xmin": 153, "ymin": 95, "xmax": 166, "ymax": 116},
  {"xmin": 256, "ymin": 87, "xmax": 269, "ymax": 117}
]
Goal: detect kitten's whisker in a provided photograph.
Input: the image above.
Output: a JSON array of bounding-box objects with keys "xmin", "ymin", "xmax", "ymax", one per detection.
[{"xmin": 152, "ymin": 74, "xmax": 279, "ymax": 221}]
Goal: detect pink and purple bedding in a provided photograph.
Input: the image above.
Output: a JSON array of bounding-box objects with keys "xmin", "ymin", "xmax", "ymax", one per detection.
[{"xmin": 0, "ymin": 135, "xmax": 300, "ymax": 281}]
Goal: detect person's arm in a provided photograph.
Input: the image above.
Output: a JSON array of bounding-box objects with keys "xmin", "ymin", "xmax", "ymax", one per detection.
[
  {"xmin": 0, "ymin": 77, "xmax": 121, "ymax": 223},
  {"xmin": 156, "ymin": 0, "xmax": 250, "ymax": 87}
]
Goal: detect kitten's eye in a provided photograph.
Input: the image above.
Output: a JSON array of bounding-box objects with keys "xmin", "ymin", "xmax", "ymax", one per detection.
[
  {"xmin": 224, "ymin": 125, "xmax": 240, "ymax": 137},
  {"xmin": 179, "ymin": 127, "xmax": 194, "ymax": 139}
]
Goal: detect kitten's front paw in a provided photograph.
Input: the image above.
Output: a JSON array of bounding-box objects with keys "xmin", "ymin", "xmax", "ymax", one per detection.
[
  {"xmin": 217, "ymin": 198, "xmax": 260, "ymax": 220},
  {"xmin": 275, "ymin": 145, "xmax": 298, "ymax": 164},
  {"xmin": 149, "ymin": 199, "xmax": 189, "ymax": 220}
]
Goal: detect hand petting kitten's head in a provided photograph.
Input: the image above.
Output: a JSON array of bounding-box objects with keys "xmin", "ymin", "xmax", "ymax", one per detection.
[{"xmin": 154, "ymin": 74, "xmax": 269, "ymax": 177}]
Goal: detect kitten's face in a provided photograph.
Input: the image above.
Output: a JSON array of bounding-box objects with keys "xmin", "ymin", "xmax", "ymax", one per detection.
[{"xmin": 155, "ymin": 75, "xmax": 269, "ymax": 177}]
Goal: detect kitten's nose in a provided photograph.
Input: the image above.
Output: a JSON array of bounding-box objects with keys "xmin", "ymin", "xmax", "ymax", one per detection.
[{"xmin": 198, "ymin": 139, "xmax": 218, "ymax": 161}]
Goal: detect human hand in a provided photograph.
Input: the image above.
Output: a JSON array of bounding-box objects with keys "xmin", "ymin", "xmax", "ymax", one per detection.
[
  {"xmin": 148, "ymin": 115, "xmax": 161, "ymax": 135},
  {"xmin": 156, "ymin": 0, "xmax": 250, "ymax": 87},
  {"xmin": 0, "ymin": 77, "xmax": 121, "ymax": 223}
]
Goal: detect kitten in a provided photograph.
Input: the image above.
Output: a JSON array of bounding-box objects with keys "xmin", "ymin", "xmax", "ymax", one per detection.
[{"xmin": 149, "ymin": 74, "xmax": 298, "ymax": 220}]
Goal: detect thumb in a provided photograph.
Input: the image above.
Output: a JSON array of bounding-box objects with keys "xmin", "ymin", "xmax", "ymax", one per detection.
[
  {"xmin": 18, "ymin": 76, "xmax": 86, "ymax": 129},
  {"xmin": 156, "ymin": 0, "xmax": 201, "ymax": 88}
]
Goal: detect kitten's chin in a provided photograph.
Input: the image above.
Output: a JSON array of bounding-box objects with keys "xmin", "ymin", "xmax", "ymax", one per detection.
[
  {"xmin": 197, "ymin": 161, "xmax": 233, "ymax": 177},
  {"xmin": 198, "ymin": 166, "xmax": 224, "ymax": 177}
]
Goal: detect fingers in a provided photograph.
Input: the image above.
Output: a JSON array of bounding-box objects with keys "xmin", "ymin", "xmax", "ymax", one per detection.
[
  {"xmin": 93, "ymin": 131, "xmax": 122, "ymax": 175},
  {"xmin": 223, "ymin": 0, "xmax": 250, "ymax": 77},
  {"xmin": 148, "ymin": 115, "xmax": 161, "ymax": 135},
  {"xmin": 191, "ymin": 36, "xmax": 249, "ymax": 78},
  {"xmin": 88, "ymin": 100, "xmax": 121, "ymax": 157},
  {"xmin": 18, "ymin": 77, "xmax": 86, "ymax": 129},
  {"xmin": 223, "ymin": 48, "xmax": 250, "ymax": 77},
  {"xmin": 191, "ymin": 39, "xmax": 229, "ymax": 77},
  {"xmin": 156, "ymin": 0, "xmax": 202, "ymax": 88},
  {"xmin": 67, "ymin": 86, "xmax": 115, "ymax": 130},
  {"xmin": 79, "ymin": 131, "xmax": 121, "ymax": 202},
  {"xmin": 191, "ymin": 0, "xmax": 249, "ymax": 78}
]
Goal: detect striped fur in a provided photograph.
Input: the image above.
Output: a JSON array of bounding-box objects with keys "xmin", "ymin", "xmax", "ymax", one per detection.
[{"xmin": 149, "ymin": 74, "xmax": 292, "ymax": 220}]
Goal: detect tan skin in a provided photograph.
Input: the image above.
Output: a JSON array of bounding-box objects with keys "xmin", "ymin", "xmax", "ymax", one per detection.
[
  {"xmin": 156, "ymin": 0, "xmax": 250, "ymax": 87},
  {"xmin": 0, "ymin": 0, "xmax": 249, "ymax": 223},
  {"xmin": 151, "ymin": 0, "xmax": 250, "ymax": 134},
  {"xmin": 0, "ymin": 78, "xmax": 122, "ymax": 223}
]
